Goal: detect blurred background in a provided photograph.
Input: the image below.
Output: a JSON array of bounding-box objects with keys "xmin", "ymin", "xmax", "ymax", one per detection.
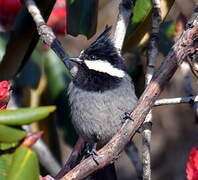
[{"xmin": 0, "ymin": 0, "xmax": 197, "ymax": 179}]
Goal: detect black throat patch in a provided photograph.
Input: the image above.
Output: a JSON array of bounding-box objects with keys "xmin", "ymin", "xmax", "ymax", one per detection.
[{"xmin": 73, "ymin": 67, "xmax": 122, "ymax": 92}]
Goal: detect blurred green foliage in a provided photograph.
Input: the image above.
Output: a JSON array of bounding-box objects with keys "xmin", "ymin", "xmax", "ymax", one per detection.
[{"xmin": 67, "ymin": 0, "xmax": 98, "ymax": 39}]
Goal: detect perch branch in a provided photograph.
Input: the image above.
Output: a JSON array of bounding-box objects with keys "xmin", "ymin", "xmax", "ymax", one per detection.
[
  {"xmin": 21, "ymin": 0, "xmax": 73, "ymax": 71},
  {"xmin": 61, "ymin": 7, "xmax": 198, "ymax": 180},
  {"xmin": 143, "ymin": 0, "xmax": 161, "ymax": 179}
]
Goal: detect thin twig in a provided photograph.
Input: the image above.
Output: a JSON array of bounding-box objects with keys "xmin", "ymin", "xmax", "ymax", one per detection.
[
  {"xmin": 154, "ymin": 95, "xmax": 198, "ymax": 106},
  {"xmin": 143, "ymin": 0, "xmax": 161, "ymax": 179},
  {"xmin": 61, "ymin": 7, "xmax": 198, "ymax": 180},
  {"xmin": 113, "ymin": 0, "xmax": 137, "ymax": 52},
  {"xmin": 21, "ymin": 0, "xmax": 73, "ymax": 71}
]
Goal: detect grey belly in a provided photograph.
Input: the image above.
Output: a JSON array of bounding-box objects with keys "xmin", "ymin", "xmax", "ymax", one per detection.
[{"xmin": 68, "ymin": 78, "xmax": 137, "ymax": 147}]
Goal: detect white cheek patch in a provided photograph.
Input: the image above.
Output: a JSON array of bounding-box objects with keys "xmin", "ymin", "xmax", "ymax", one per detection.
[{"xmin": 84, "ymin": 60, "xmax": 125, "ymax": 78}]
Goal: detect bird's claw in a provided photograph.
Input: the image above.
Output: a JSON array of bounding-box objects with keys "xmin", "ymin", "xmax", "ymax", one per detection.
[
  {"xmin": 85, "ymin": 143, "xmax": 99, "ymax": 165},
  {"xmin": 121, "ymin": 112, "xmax": 143, "ymax": 133},
  {"xmin": 121, "ymin": 112, "xmax": 133, "ymax": 123}
]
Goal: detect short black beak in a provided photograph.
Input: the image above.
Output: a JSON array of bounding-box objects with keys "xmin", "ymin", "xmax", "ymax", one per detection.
[{"xmin": 69, "ymin": 57, "xmax": 83, "ymax": 64}]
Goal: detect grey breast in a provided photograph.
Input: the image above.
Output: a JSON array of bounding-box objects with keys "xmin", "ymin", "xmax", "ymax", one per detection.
[{"xmin": 68, "ymin": 75, "xmax": 137, "ymax": 147}]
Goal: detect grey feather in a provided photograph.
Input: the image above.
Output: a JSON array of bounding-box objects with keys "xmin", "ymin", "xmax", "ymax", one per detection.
[{"xmin": 68, "ymin": 75, "xmax": 137, "ymax": 148}]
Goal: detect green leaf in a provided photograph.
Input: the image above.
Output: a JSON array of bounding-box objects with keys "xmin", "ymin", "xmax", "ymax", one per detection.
[
  {"xmin": 0, "ymin": 106, "xmax": 56, "ymax": 125},
  {"xmin": 158, "ymin": 21, "xmax": 174, "ymax": 56},
  {"xmin": 67, "ymin": 0, "xmax": 98, "ymax": 39},
  {"xmin": 0, "ymin": 154, "xmax": 13, "ymax": 180},
  {"xmin": 0, "ymin": 35, "xmax": 6, "ymax": 62},
  {"xmin": 0, "ymin": 142, "xmax": 18, "ymax": 151},
  {"xmin": 161, "ymin": 21, "xmax": 176, "ymax": 38},
  {"xmin": 7, "ymin": 147, "xmax": 39, "ymax": 180},
  {"xmin": 123, "ymin": 0, "xmax": 175, "ymax": 52},
  {"xmin": 0, "ymin": 125, "xmax": 26, "ymax": 142}
]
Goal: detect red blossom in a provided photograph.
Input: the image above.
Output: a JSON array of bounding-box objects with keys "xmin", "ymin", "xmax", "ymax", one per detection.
[
  {"xmin": 0, "ymin": 0, "xmax": 67, "ymax": 35},
  {"xmin": 0, "ymin": 80, "xmax": 11, "ymax": 110},
  {"xmin": 0, "ymin": 0, "xmax": 22, "ymax": 30},
  {"xmin": 21, "ymin": 131, "xmax": 43, "ymax": 147},
  {"xmin": 186, "ymin": 147, "xmax": 198, "ymax": 180},
  {"xmin": 47, "ymin": 0, "xmax": 67, "ymax": 35}
]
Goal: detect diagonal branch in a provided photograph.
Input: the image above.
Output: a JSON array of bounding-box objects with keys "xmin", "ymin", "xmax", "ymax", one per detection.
[{"xmin": 61, "ymin": 9, "xmax": 198, "ymax": 180}]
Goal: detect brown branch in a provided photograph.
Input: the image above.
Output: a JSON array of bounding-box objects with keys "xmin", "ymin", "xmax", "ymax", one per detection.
[{"xmin": 60, "ymin": 10, "xmax": 198, "ymax": 180}]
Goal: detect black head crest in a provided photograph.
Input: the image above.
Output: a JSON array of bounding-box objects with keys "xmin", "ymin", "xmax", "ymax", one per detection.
[
  {"xmin": 93, "ymin": 25, "xmax": 112, "ymax": 45},
  {"xmin": 82, "ymin": 25, "xmax": 118, "ymax": 60}
]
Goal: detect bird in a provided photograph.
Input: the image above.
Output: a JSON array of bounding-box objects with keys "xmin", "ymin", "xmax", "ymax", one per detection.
[{"xmin": 67, "ymin": 26, "xmax": 138, "ymax": 179}]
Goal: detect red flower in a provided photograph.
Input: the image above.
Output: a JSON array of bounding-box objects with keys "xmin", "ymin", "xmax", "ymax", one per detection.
[
  {"xmin": 0, "ymin": 0, "xmax": 67, "ymax": 35},
  {"xmin": 47, "ymin": 0, "xmax": 67, "ymax": 35},
  {"xmin": 0, "ymin": 81, "xmax": 11, "ymax": 110},
  {"xmin": 186, "ymin": 147, "xmax": 198, "ymax": 180},
  {"xmin": 0, "ymin": 0, "xmax": 22, "ymax": 30}
]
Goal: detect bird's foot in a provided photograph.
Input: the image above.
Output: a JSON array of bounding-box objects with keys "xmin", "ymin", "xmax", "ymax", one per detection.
[
  {"xmin": 121, "ymin": 112, "xmax": 143, "ymax": 133},
  {"xmin": 84, "ymin": 143, "xmax": 99, "ymax": 165},
  {"xmin": 121, "ymin": 112, "xmax": 133, "ymax": 123}
]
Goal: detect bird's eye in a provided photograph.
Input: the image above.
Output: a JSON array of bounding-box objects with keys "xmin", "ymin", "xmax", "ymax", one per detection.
[{"xmin": 90, "ymin": 55, "xmax": 96, "ymax": 60}]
